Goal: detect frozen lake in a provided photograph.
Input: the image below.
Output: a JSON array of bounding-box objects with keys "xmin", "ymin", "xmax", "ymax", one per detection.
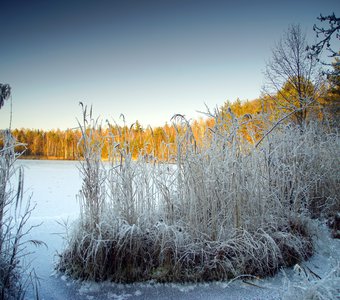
[
  {"xmin": 17, "ymin": 160, "xmax": 339, "ymax": 300},
  {"xmin": 20, "ymin": 159, "xmax": 81, "ymax": 221}
]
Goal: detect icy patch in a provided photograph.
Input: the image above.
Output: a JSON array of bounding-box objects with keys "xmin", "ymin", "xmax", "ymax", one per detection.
[
  {"xmin": 79, "ymin": 282, "xmax": 102, "ymax": 295},
  {"xmin": 60, "ymin": 275, "xmax": 68, "ymax": 281},
  {"xmin": 107, "ymin": 292, "xmax": 132, "ymax": 299},
  {"xmin": 173, "ymin": 283, "xmax": 196, "ymax": 293}
]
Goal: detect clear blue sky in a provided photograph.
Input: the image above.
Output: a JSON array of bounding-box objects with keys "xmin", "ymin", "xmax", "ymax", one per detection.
[{"xmin": 0, "ymin": 0, "xmax": 339, "ymax": 130}]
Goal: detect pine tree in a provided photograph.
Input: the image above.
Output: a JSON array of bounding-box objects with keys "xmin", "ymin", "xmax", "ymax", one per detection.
[
  {"xmin": 323, "ymin": 57, "xmax": 340, "ymax": 126},
  {"xmin": 0, "ymin": 84, "xmax": 11, "ymax": 110}
]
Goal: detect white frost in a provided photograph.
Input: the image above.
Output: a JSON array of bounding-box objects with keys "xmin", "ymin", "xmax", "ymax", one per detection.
[{"xmin": 21, "ymin": 160, "xmax": 339, "ymax": 300}]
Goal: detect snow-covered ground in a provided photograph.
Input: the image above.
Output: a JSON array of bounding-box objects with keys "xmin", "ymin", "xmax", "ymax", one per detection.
[{"xmin": 19, "ymin": 160, "xmax": 339, "ymax": 300}]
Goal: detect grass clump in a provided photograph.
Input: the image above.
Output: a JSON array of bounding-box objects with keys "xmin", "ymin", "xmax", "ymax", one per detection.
[
  {"xmin": 0, "ymin": 129, "xmax": 42, "ymax": 299},
  {"xmin": 57, "ymin": 105, "xmax": 339, "ymax": 283}
]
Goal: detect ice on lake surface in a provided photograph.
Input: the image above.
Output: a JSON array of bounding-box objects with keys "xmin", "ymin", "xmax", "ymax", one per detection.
[
  {"xmin": 17, "ymin": 160, "xmax": 339, "ymax": 300},
  {"xmin": 19, "ymin": 159, "xmax": 81, "ymax": 220}
]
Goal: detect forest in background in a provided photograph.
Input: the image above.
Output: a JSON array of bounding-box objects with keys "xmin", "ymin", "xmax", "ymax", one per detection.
[
  {"xmin": 2, "ymin": 19, "xmax": 339, "ymax": 162},
  {"xmin": 6, "ymin": 79, "xmax": 339, "ymax": 161}
]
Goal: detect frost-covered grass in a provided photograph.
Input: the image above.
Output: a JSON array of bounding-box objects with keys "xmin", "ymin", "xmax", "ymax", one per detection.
[
  {"xmin": 57, "ymin": 107, "xmax": 339, "ymax": 283},
  {"xmin": 0, "ymin": 130, "xmax": 41, "ymax": 299}
]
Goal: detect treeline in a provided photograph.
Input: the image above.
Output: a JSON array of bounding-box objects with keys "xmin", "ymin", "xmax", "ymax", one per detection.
[
  {"xmin": 10, "ymin": 119, "xmax": 211, "ymax": 161},
  {"xmin": 3, "ymin": 54, "xmax": 340, "ymax": 161},
  {"xmin": 12, "ymin": 128, "xmax": 80, "ymax": 160},
  {"xmin": 8, "ymin": 89, "xmax": 338, "ymax": 161},
  {"xmin": 2, "ymin": 21, "xmax": 340, "ymax": 161}
]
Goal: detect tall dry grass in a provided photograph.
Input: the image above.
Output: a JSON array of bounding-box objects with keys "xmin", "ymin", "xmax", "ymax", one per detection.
[
  {"xmin": 57, "ymin": 105, "xmax": 339, "ymax": 283},
  {"xmin": 0, "ymin": 130, "xmax": 42, "ymax": 299}
]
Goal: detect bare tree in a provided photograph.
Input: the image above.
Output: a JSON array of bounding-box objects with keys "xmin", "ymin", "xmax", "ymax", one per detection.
[{"xmin": 263, "ymin": 24, "xmax": 324, "ymax": 126}]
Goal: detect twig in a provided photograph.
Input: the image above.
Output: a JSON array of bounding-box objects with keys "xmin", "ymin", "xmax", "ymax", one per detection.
[{"xmin": 255, "ymin": 100, "xmax": 315, "ymax": 148}]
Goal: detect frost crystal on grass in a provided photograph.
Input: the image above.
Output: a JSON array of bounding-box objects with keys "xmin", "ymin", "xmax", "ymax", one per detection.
[{"xmin": 57, "ymin": 106, "xmax": 340, "ymax": 284}]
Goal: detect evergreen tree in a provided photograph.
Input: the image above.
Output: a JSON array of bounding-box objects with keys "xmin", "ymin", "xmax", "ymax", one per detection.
[
  {"xmin": 0, "ymin": 84, "xmax": 11, "ymax": 110},
  {"xmin": 323, "ymin": 57, "xmax": 340, "ymax": 125}
]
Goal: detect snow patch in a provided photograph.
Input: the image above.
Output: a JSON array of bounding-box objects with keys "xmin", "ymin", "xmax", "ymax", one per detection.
[{"xmin": 106, "ymin": 292, "xmax": 132, "ymax": 300}]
